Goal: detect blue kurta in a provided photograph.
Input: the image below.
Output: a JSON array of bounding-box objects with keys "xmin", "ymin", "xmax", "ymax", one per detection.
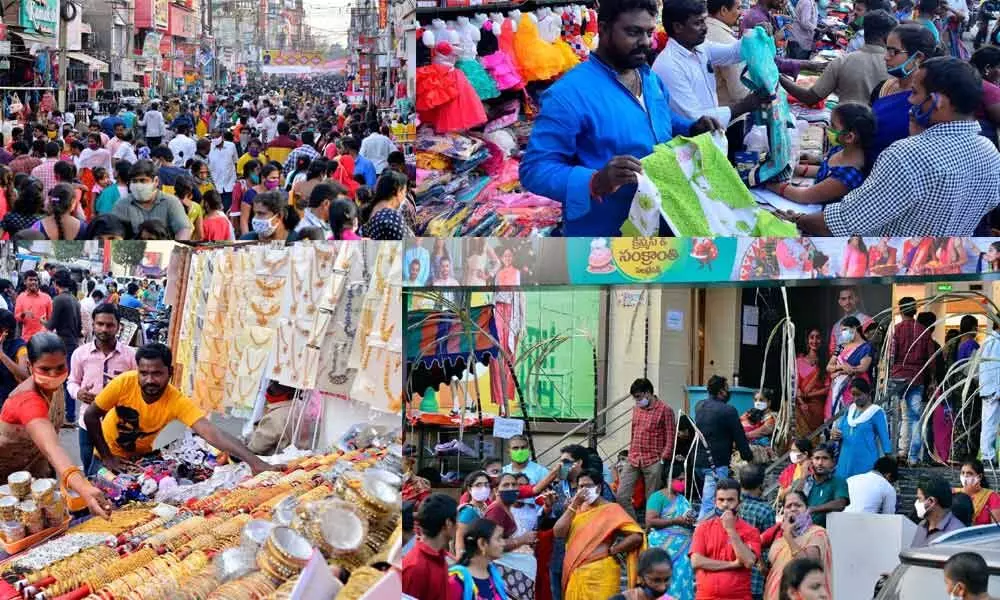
[
  {"xmin": 520, "ymin": 54, "xmax": 695, "ymax": 237},
  {"xmin": 835, "ymin": 405, "xmax": 891, "ymax": 480}
]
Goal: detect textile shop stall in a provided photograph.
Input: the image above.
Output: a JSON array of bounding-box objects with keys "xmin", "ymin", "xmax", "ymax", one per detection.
[
  {"xmin": 404, "ymin": 303, "xmax": 513, "ymax": 482},
  {"xmin": 168, "ymin": 241, "xmax": 403, "ymax": 448},
  {"xmin": 0, "ymin": 443, "xmax": 404, "ymax": 600},
  {"xmin": 413, "ymin": 1, "xmax": 604, "ymax": 236}
]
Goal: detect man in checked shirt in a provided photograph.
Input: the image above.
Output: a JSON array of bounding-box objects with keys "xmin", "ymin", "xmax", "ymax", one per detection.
[{"xmin": 616, "ymin": 378, "xmax": 677, "ymax": 518}]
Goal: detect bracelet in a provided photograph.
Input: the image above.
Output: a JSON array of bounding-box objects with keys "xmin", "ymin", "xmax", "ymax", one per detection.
[
  {"xmin": 60, "ymin": 466, "xmax": 84, "ymax": 491},
  {"xmin": 589, "ymin": 172, "xmax": 602, "ymax": 200},
  {"xmin": 779, "ymin": 182, "xmax": 790, "ymax": 197}
]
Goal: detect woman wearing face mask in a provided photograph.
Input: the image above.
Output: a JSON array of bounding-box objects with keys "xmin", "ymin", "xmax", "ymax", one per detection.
[
  {"xmin": 0, "ymin": 333, "xmax": 112, "ymax": 518},
  {"xmin": 449, "ymin": 518, "xmax": 509, "ymax": 600},
  {"xmin": 0, "ymin": 309, "xmax": 29, "ymax": 400},
  {"xmin": 829, "ymin": 378, "xmax": 891, "ymax": 479},
  {"xmin": 610, "ymin": 548, "xmax": 676, "ymax": 600},
  {"xmin": 484, "ymin": 473, "xmax": 538, "ymax": 600},
  {"xmin": 236, "ymin": 159, "xmax": 262, "ymax": 236},
  {"xmin": 763, "ymin": 491, "xmax": 832, "ymax": 600},
  {"xmin": 739, "ymin": 389, "xmax": 779, "ymax": 463},
  {"xmin": 456, "ymin": 471, "xmax": 494, "ymax": 556},
  {"xmin": 777, "ymin": 557, "xmax": 830, "ymax": 600},
  {"xmin": 644, "ymin": 475, "xmax": 695, "ymax": 600},
  {"xmin": 554, "ymin": 469, "xmax": 644, "ymax": 600},
  {"xmin": 777, "ymin": 439, "xmax": 814, "ymax": 502},
  {"xmin": 239, "ymin": 190, "xmax": 299, "ymax": 242},
  {"xmin": 954, "ymin": 459, "xmax": 1000, "ymax": 525},
  {"xmin": 824, "ymin": 316, "xmax": 872, "ymax": 420},
  {"xmin": 869, "ymin": 23, "xmax": 941, "ymax": 160}
]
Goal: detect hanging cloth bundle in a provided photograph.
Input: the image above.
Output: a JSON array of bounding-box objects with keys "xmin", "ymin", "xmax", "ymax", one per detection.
[{"xmin": 739, "ymin": 27, "xmax": 796, "ymax": 187}]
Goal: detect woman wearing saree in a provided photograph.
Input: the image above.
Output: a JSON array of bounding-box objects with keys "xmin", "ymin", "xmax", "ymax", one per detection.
[
  {"xmin": 869, "ymin": 24, "xmax": 939, "ymax": 160},
  {"xmin": 825, "ymin": 316, "xmax": 872, "ymax": 420},
  {"xmin": 554, "ymin": 469, "xmax": 644, "ymax": 600},
  {"xmin": 484, "ymin": 473, "xmax": 538, "ymax": 600},
  {"xmin": 763, "ymin": 491, "xmax": 833, "ymax": 600},
  {"xmin": 840, "ymin": 237, "xmax": 869, "ymax": 279},
  {"xmin": 796, "ymin": 329, "xmax": 829, "ymax": 439},
  {"xmin": 955, "ymin": 460, "xmax": 1000, "ymax": 525},
  {"xmin": 644, "ymin": 478, "xmax": 695, "ymax": 600}
]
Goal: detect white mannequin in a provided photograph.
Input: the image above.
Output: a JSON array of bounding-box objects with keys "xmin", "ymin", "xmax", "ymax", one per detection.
[
  {"xmin": 527, "ymin": 9, "xmax": 538, "ymax": 24},
  {"xmin": 472, "ymin": 13, "xmax": 488, "ymax": 28},
  {"xmin": 455, "ymin": 16, "xmax": 481, "ymax": 60},
  {"xmin": 537, "ymin": 8, "xmax": 560, "ymax": 42}
]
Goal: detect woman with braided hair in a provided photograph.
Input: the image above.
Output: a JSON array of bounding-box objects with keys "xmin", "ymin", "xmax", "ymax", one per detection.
[{"xmin": 32, "ymin": 183, "xmax": 85, "ymax": 240}]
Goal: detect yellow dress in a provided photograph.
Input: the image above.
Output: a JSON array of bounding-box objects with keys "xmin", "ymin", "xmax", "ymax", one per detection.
[{"xmin": 513, "ymin": 14, "xmax": 566, "ymax": 82}]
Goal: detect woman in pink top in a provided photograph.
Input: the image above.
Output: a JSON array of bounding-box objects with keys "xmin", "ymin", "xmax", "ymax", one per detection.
[
  {"xmin": 330, "ymin": 198, "xmax": 361, "ymax": 240},
  {"xmin": 840, "ymin": 236, "xmax": 869, "ymax": 278}
]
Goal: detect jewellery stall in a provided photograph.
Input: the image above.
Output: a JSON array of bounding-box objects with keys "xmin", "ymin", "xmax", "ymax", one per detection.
[{"xmin": 0, "ymin": 241, "xmax": 406, "ymax": 599}]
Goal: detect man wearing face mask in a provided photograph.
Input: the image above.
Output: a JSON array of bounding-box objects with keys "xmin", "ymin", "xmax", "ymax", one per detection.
[
  {"xmin": 111, "ymin": 160, "xmax": 192, "ymax": 240},
  {"xmin": 617, "ymin": 378, "xmax": 677, "ymax": 519},
  {"xmin": 790, "ymin": 57, "xmax": 1000, "ymax": 236},
  {"xmin": 503, "ymin": 434, "xmax": 548, "ymax": 485},
  {"xmin": 943, "ymin": 551, "xmax": 990, "ymax": 600},
  {"xmin": 690, "ymin": 478, "xmax": 761, "ymax": 600},
  {"xmin": 911, "ymin": 475, "xmax": 965, "ymax": 547},
  {"xmin": 695, "ymin": 375, "xmax": 754, "ymax": 521},
  {"xmin": 207, "ymin": 129, "xmax": 239, "ymax": 212}
]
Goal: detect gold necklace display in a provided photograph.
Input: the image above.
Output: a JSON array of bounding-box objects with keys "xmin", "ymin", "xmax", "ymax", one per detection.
[
  {"xmin": 314, "ymin": 243, "xmax": 334, "ymax": 273},
  {"xmin": 260, "ymin": 248, "xmax": 289, "ymax": 274},
  {"xmin": 379, "ymin": 286, "xmax": 396, "ymax": 343},
  {"xmin": 255, "ymin": 276, "xmax": 285, "ymax": 298},
  {"xmin": 290, "ymin": 247, "xmax": 317, "ymax": 315},
  {"xmin": 250, "ymin": 299, "xmax": 281, "ymax": 326},
  {"xmin": 383, "ymin": 353, "xmax": 402, "ymax": 411}
]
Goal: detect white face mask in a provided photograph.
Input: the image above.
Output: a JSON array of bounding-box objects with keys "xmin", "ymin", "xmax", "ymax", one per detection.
[
  {"xmin": 914, "ymin": 498, "xmax": 928, "ymax": 519},
  {"xmin": 583, "ymin": 486, "xmax": 600, "ymax": 505},
  {"xmin": 754, "ymin": 401, "xmax": 767, "ymax": 411},
  {"xmin": 960, "ymin": 475, "xmax": 980, "ymax": 488},
  {"xmin": 470, "ymin": 486, "xmax": 491, "ymax": 502},
  {"xmin": 839, "ymin": 328, "xmax": 854, "ymax": 344},
  {"xmin": 789, "ymin": 451, "xmax": 803, "ymax": 464}
]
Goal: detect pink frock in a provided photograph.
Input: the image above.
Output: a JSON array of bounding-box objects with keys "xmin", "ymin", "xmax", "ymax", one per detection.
[{"xmin": 480, "ymin": 52, "xmax": 524, "ymax": 91}]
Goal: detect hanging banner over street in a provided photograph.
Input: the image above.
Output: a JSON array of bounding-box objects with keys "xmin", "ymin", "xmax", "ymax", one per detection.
[{"xmin": 260, "ymin": 50, "xmax": 347, "ymax": 74}]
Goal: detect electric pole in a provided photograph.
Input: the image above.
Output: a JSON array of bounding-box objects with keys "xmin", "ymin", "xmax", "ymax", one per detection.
[{"xmin": 57, "ymin": 0, "xmax": 69, "ymax": 112}]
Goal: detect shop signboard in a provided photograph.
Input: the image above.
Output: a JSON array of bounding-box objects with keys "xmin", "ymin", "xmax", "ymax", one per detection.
[
  {"xmin": 155, "ymin": 0, "xmax": 170, "ymax": 29},
  {"xmin": 402, "ymin": 237, "xmax": 1000, "ymax": 288},
  {"xmin": 20, "ymin": 0, "xmax": 58, "ymax": 35}
]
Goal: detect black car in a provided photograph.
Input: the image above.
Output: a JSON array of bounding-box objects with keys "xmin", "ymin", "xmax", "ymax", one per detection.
[{"xmin": 875, "ymin": 525, "xmax": 1000, "ymax": 599}]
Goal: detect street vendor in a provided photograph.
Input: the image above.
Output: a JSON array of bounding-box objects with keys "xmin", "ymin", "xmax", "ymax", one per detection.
[
  {"xmin": 84, "ymin": 342, "xmax": 279, "ymax": 475},
  {"xmin": 0, "ymin": 332, "xmax": 112, "ymax": 518}
]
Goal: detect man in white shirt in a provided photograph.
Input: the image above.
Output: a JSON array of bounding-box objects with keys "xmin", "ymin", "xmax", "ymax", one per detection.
[
  {"xmin": 208, "ymin": 129, "xmax": 240, "ymax": 208},
  {"xmin": 113, "ymin": 134, "xmax": 138, "ymax": 164},
  {"xmin": 979, "ymin": 322, "xmax": 1000, "ymax": 465},
  {"xmin": 654, "ymin": 0, "xmax": 769, "ymax": 128},
  {"xmin": 168, "ymin": 124, "xmax": 197, "ymax": 168},
  {"xmin": 139, "ymin": 102, "xmax": 166, "ymax": 147},
  {"xmin": 260, "ymin": 113, "xmax": 279, "ymax": 144},
  {"xmin": 360, "ymin": 125, "xmax": 399, "ymax": 175},
  {"xmin": 845, "ymin": 456, "xmax": 898, "ymax": 514}
]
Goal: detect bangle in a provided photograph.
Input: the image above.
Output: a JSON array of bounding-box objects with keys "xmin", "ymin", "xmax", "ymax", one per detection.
[
  {"xmin": 780, "ymin": 182, "xmax": 790, "ymax": 197},
  {"xmin": 589, "ymin": 172, "xmax": 601, "ymax": 200},
  {"xmin": 60, "ymin": 466, "xmax": 84, "ymax": 491}
]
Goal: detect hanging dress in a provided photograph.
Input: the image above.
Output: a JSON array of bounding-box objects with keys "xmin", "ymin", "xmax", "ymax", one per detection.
[{"xmin": 513, "ymin": 14, "xmax": 566, "ymax": 82}]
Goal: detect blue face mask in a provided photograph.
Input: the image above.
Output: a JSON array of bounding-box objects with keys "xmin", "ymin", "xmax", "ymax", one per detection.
[
  {"xmin": 887, "ymin": 53, "xmax": 920, "ymax": 79},
  {"xmin": 909, "ymin": 93, "xmax": 938, "ymax": 129}
]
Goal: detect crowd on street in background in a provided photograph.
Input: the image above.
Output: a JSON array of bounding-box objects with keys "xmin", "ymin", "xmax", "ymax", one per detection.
[
  {"xmin": 517, "ymin": 0, "xmax": 1000, "ymax": 236},
  {"xmin": 0, "ymin": 262, "xmax": 279, "ymax": 520},
  {"xmin": 400, "ymin": 290, "xmax": 1000, "ymax": 599},
  {"xmin": 0, "ymin": 75, "xmax": 415, "ymax": 242}
]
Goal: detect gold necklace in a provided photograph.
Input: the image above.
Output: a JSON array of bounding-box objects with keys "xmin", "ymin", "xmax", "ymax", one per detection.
[
  {"xmin": 379, "ymin": 286, "xmax": 396, "ymax": 343},
  {"xmin": 290, "ymin": 247, "xmax": 317, "ymax": 314},
  {"xmin": 248, "ymin": 326, "xmax": 272, "ymax": 348},
  {"xmin": 250, "ymin": 299, "xmax": 281, "ymax": 326},
  {"xmin": 261, "ymin": 248, "xmax": 289, "ymax": 272},
  {"xmin": 243, "ymin": 345, "xmax": 269, "ymax": 375},
  {"xmin": 315, "ymin": 243, "xmax": 334, "ymax": 274},
  {"xmin": 255, "ymin": 276, "xmax": 285, "ymax": 298},
  {"xmin": 383, "ymin": 353, "xmax": 402, "ymax": 411}
]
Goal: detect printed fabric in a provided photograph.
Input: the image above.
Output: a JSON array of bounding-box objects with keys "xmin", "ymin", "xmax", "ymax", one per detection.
[
  {"xmin": 740, "ymin": 26, "xmax": 797, "ymax": 185},
  {"xmin": 622, "ymin": 133, "xmax": 798, "ymax": 236}
]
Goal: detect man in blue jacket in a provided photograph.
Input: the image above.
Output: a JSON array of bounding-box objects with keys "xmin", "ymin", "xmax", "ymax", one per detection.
[{"xmin": 520, "ymin": 0, "xmax": 723, "ymax": 236}]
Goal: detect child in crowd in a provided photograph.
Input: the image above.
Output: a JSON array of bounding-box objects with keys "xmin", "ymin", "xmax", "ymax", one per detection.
[
  {"xmin": 200, "ymin": 189, "xmax": 235, "ymax": 242},
  {"xmin": 91, "ymin": 167, "xmax": 110, "ymax": 197},
  {"xmin": 767, "ymin": 103, "xmax": 876, "ymax": 205},
  {"xmin": 330, "ymin": 198, "xmax": 361, "ymax": 240}
]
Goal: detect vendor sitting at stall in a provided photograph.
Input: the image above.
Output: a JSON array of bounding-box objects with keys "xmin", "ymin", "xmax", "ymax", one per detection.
[
  {"xmin": 0, "ymin": 332, "xmax": 112, "ymax": 518},
  {"xmin": 247, "ymin": 380, "xmax": 297, "ymax": 456},
  {"xmin": 84, "ymin": 342, "xmax": 279, "ymax": 475}
]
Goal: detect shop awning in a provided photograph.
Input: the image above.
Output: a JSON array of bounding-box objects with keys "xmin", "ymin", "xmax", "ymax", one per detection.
[
  {"xmin": 68, "ymin": 52, "xmax": 109, "ymax": 72},
  {"xmin": 10, "ymin": 31, "xmax": 55, "ymax": 48},
  {"xmin": 407, "ymin": 304, "xmax": 500, "ymax": 369}
]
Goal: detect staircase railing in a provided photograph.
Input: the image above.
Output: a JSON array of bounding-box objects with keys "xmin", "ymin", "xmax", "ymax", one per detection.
[{"xmin": 533, "ymin": 393, "xmax": 635, "ymax": 464}]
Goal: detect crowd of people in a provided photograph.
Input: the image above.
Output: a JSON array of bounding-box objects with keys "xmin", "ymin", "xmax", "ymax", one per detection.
[
  {"xmin": 519, "ymin": 0, "xmax": 1000, "ymax": 236},
  {"xmin": 0, "ymin": 264, "xmax": 280, "ymax": 521},
  {"xmin": 0, "ymin": 75, "xmax": 414, "ymax": 242},
  {"xmin": 400, "ymin": 287, "xmax": 1000, "ymax": 599}
]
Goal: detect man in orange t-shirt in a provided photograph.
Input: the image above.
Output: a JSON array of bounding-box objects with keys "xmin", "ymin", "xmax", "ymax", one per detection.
[
  {"xmin": 690, "ymin": 478, "xmax": 762, "ymax": 600},
  {"xmin": 14, "ymin": 271, "xmax": 52, "ymax": 342}
]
